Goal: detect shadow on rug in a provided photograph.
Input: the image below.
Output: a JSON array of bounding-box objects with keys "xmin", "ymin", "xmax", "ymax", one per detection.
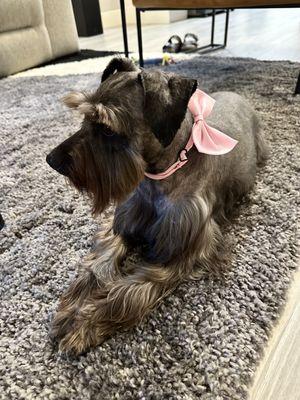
[{"xmin": 0, "ymin": 57, "xmax": 299, "ymax": 400}]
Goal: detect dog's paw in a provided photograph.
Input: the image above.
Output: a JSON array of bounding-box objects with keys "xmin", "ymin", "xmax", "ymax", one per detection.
[
  {"xmin": 50, "ymin": 302, "xmax": 109, "ymax": 355},
  {"xmin": 50, "ymin": 272, "xmax": 99, "ymax": 346},
  {"xmin": 49, "ymin": 307, "xmax": 78, "ymax": 343},
  {"xmin": 57, "ymin": 321, "xmax": 106, "ymax": 355},
  {"xmin": 58, "ymin": 327, "xmax": 91, "ymax": 355}
]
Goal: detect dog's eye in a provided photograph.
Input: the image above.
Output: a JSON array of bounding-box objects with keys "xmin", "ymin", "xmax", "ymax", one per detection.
[{"xmin": 101, "ymin": 125, "xmax": 115, "ymax": 137}]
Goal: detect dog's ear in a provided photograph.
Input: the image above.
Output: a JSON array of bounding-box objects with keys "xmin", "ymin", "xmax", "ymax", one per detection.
[
  {"xmin": 101, "ymin": 57, "xmax": 138, "ymax": 83},
  {"xmin": 62, "ymin": 91, "xmax": 88, "ymax": 109},
  {"xmin": 62, "ymin": 92, "xmax": 120, "ymax": 131},
  {"xmin": 139, "ymin": 72, "xmax": 197, "ymax": 147}
]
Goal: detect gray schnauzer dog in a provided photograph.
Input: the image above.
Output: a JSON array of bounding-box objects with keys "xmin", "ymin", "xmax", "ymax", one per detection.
[{"xmin": 46, "ymin": 57, "xmax": 268, "ymax": 354}]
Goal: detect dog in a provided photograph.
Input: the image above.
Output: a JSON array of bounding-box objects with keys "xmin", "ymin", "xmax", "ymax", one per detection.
[{"xmin": 46, "ymin": 57, "xmax": 268, "ymax": 354}]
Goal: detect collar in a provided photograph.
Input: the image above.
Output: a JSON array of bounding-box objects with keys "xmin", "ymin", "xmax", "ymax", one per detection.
[{"xmin": 144, "ymin": 89, "xmax": 238, "ymax": 181}]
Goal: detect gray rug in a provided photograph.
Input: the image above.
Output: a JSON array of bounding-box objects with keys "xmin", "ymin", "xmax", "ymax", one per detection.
[{"xmin": 0, "ymin": 57, "xmax": 299, "ymax": 400}]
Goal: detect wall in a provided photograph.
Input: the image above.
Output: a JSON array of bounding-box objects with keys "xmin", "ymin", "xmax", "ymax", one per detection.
[{"xmin": 99, "ymin": 0, "xmax": 187, "ymax": 28}]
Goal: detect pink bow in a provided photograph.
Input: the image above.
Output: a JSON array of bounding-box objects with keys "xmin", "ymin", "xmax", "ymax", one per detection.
[
  {"xmin": 188, "ymin": 89, "xmax": 238, "ymax": 155},
  {"xmin": 144, "ymin": 89, "xmax": 238, "ymax": 180}
]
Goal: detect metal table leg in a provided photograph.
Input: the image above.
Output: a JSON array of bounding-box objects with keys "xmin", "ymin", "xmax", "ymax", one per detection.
[
  {"xmin": 224, "ymin": 9, "xmax": 230, "ymax": 47},
  {"xmin": 120, "ymin": 0, "xmax": 129, "ymax": 57},
  {"xmin": 136, "ymin": 9, "xmax": 144, "ymax": 67},
  {"xmin": 210, "ymin": 9, "xmax": 215, "ymax": 46},
  {"xmin": 294, "ymin": 71, "xmax": 300, "ymax": 95}
]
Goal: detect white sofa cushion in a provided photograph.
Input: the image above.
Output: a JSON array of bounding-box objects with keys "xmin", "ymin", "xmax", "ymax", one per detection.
[
  {"xmin": 43, "ymin": 0, "xmax": 79, "ymax": 58},
  {"xmin": 0, "ymin": 0, "xmax": 45, "ymax": 33},
  {"xmin": 0, "ymin": 0, "xmax": 79, "ymax": 76},
  {"xmin": 0, "ymin": 25, "xmax": 52, "ymax": 76}
]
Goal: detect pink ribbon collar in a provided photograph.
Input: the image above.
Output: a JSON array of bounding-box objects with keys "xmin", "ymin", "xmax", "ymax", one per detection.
[{"xmin": 144, "ymin": 89, "xmax": 238, "ymax": 180}]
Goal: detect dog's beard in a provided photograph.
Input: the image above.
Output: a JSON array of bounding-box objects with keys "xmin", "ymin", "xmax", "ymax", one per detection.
[{"xmin": 67, "ymin": 139, "xmax": 145, "ymax": 215}]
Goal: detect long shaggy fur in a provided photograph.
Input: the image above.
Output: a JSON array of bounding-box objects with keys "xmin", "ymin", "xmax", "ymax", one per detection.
[
  {"xmin": 68, "ymin": 125, "xmax": 145, "ymax": 214},
  {"xmin": 47, "ymin": 57, "xmax": 269, "ymax": 354}
]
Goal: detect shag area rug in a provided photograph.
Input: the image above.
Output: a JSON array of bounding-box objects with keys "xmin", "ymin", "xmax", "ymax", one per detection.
[
  {"xmin": 0, "ymin": 57, "xmax": 299, "ymax": 400},
  {"xmin": 14, "ymin": 53, "xmax": 195, "ymax": 78}
]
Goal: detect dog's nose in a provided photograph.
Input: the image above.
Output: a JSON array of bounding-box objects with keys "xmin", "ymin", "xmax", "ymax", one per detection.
[{"xmin": 46, "ymin": 151, "xmax": 70, "ymax": 176}]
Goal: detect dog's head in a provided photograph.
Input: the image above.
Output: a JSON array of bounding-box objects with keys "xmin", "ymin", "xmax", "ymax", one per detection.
[{"xmin": 46, "ymin": 57, "xmax": 197, "ymax": 214}]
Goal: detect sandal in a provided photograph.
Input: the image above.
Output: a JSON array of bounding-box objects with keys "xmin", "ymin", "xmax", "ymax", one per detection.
[
  {"xmin": 181, "ymin": 33, "xmax": 198, "ymax": 52},
  {"xmin": 162, "ymin": 35, "xmax": 182, "ymax": 53}
]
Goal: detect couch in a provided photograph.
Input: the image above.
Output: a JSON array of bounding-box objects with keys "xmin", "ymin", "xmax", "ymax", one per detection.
[{"xmin": 0, "ymin": 0, "xmax": 79, "ymax": 77}]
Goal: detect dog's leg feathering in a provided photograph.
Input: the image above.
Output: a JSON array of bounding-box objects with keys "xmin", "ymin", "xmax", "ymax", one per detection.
[
  {"xmin": 51, "ymin": 195, "xmax": 223, "ymax": 354},
  {"xmin": 50, "ymin": 233, "xmax": 126, "ymax": 347},
  {"xmin": 53, "ymin": 257, "xmax": 178, "ymax": 354}
]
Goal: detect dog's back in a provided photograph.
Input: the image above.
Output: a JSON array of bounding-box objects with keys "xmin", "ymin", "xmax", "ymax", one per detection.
[
  {"xmin": 202, "ymin": 92, "xmax": 268, "ymax": 196},
  {"xmin": 185, "ymin": 91, "xmax": 268, "ymax": 221},
  {"xmin": 209, "ymin": 91, "xmax": 268, "ymax": 167}
]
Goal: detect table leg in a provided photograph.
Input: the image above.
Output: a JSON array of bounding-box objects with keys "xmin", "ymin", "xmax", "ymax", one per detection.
[{"xmin": 120, "ymin": 0, "xmax": 129, "ymax": 57}]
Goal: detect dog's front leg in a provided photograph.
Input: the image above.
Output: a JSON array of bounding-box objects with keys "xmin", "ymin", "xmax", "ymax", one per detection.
[
  {"xmin": 54, "ymin": 260, "xmax": 177, "ymax": 355},
  {"xmin": 51, "ymin": 195, "xmax": 222, "ymax": 355},
  {"xmin": 50, "ymin": 233, "xmax": 127, "ymax": 351},
  {"xmin": 51, "ymin": 225, "xmax": 181, "ymax": 355}
]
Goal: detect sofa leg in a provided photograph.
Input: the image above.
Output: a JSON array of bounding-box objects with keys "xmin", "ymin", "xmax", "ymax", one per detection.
[
  {"xmin": 136, "ymin": 9, "xmax": 144, "ymax": 67},
  {"xmin": 294, "ymin": 71, "xmax": 300, "ymax": 95},
  {"xmin": 120, "ymin": 0, "xmax": 129, "ymax": 57}
]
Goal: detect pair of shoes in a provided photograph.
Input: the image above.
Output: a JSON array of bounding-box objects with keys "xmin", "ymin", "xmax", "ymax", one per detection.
[{"xmin": 162, "ymin": 33, "xmax": 198, "ymax": 53}]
